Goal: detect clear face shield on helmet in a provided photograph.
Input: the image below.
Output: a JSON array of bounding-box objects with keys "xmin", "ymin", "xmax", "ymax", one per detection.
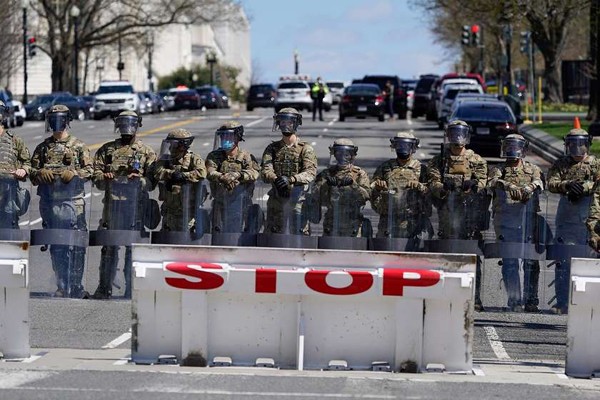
[
  {"xmin": 45, "ymin": 112, "xmax": 71, "ymax": 133},
  {"xmin": 444, "ymin": 124, "xmax": 471, "ymax": 146},
  {"xmin": 329, "ymin": 145, "xmax": 357, "ymax": 167},
  {"xmin": 272, "ymin": 114, "xmax": 300, "ymax": 135},
  {"xmin": 114, "ymin": 115, "xmax": 140, "ymax": 136},
  {"xmin": 213, "ymin": 129, "xmax": 238, "ymax": 151},
  {"xmin": 391, "ymin": 138, "xmax": 418, "ymax": 160},
  {"xmin": 159, "ymin": 136, "xmax": 194, "ymax": 161},
  {"xmin": 501, "ymin": 138, "xmax": 527, "ymax": 159},
  {"xmin": 565, "ymin": 136, "xmax": 589, "ymax": 157}
]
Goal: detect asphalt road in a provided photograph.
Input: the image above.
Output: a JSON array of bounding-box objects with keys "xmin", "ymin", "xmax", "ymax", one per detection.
[{"xmin": 3, "ymin": 107, "xmax": 599, "ymax": 399}]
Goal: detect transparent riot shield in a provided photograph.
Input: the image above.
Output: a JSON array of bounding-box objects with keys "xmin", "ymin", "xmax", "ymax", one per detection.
[
  {"xmin": 317, "ymin": 183, "xmax": 369, "ymax": 250},
  {"xmin": 256, "ymin": 181, "xmax": 317, "ymax": 249},
  {"xmin": 545, "ymin": 191, "xmax": 595, "ymax": 314},
  {"xmin": 370, "ymin": 187, "xmax": 431, "ymax": 252},
  {"xmin": 483, "ymin": 189, "xmax": 550, "ymax": 311},
  {"xmin": 0, "ymin": 175, "xmax": 31, "ymax": 241},
  {"xmin": 152, "ymin": 181, "xmax": 211, "ymax": 245},
  {"xmin": 30, "ymin": 176, "xmax": 89, "ymax": 298},
  {"xmin": 210, "ymin": 181, "xmax": 260, "ymax": 246}
]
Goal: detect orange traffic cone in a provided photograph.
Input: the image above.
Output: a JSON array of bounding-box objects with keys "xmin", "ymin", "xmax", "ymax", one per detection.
[{"xmin": 574, "ymin": 116, "xmax": 581, "ymax": 129}]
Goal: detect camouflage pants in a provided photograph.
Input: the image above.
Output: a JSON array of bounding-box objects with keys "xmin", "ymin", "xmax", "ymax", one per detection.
[
  {"xmin": 98, "ymin": 245, "xmax": 132, "ymax": 298},
  {"xmin": 554, "ymin": 223, "xmax": 588, "ymax": 309}
]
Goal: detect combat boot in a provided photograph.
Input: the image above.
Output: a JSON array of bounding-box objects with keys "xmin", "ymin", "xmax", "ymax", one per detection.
[{"xmin": 92, "ymin": 287, "xmax": 111, "ymax": 300}]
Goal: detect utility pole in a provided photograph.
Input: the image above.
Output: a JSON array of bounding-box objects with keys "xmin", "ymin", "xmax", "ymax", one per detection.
[
  {"xmin": 590, "ymin": 0, "xmax": 600, "ymax": 136},
  {"xmin": 294, "ymin": 50, "xmax": 299, "ymax": 74},
  {"xmin": 21, "ymin": 0, "xmax": 27, "ymax": 104},
  {"xmin": 117, "ymin": 34, "xmax": 124, "ymax": 80}
]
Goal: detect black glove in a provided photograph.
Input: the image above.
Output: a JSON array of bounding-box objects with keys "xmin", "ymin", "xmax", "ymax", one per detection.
[
  {"xmin": 338, "ymin": 176, "xmax": 354, "ymax": 187},
  {"xmin": 443, "ymin": 180, "xmax": 456, "ymax": 192},
  {"xmin": 325, "ymin": 176, "xmax": 338, "ymax": 186},
  {"xmin": 171, "ymin": 171, "xmax": 185, "ymax": 183},
  {"xmin": 462, "ymin": 179, "xmax": 478, "ymax": 193},
  {"xmin": 567, "ymin": 181, "xmax": 585, "ymax": 196},
  {"xmin": 274, "ymin": 176, "xmax": 290, "ymax": 190}
]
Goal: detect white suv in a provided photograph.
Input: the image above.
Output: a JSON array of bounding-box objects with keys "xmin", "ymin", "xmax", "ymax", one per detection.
[
  {"xmin": 94, "ymin": 81, "xmax": 140, "ymax": 119},
  {"xmin": 274, "ymin": 81, "xmax": 313, "ymax": 112}
]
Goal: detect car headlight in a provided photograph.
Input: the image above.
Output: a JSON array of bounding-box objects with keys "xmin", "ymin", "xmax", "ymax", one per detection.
[{"xmin": 37, "ymin": 106, "xmax": 43, "ymax": 113}]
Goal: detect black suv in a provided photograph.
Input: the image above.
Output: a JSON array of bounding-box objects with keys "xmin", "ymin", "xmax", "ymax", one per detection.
[
  {"xmin": 412, "ymin": 74, "xmax": 439, "ymax": 120},
  {"xmin": 246, "ymin": 84, "xmax": 276, "ymax": 111},
  {"xmin": 361, "ymin": 75, "xmax": 408, "ymax": 119}
]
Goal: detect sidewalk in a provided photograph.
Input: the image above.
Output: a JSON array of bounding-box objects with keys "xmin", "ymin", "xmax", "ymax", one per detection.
[{"xmin": 519, "ymin": 124, "xmax": 563, "ymax": 163}]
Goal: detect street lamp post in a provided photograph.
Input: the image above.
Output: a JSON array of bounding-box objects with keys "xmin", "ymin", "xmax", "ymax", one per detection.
[
  {"xmin": 21, "ymin": 0, "xmax": 28, "ymax": 104},
  {"xmin": 146, "ymin": 33, "xmax": 154, "ymax": 92},
  {"xmin": 70, "ymin": 5, "xmax": 80, "ymax": 95},
  {"xmin": 294, "ymin": 50, "xmax": 299, "ymax": 74},
  {"xmin": 206, "ymin": 52, "xmax": 217, "ymax": 86}
]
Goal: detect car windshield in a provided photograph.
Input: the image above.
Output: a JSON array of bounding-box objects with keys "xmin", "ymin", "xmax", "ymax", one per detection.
[
  {"xmin": 453, "ymin": 103, "xmax": 515, "ymax": 123},
  {"xmin": 196, "ymin": 89, "xmax": 214, "ymax": 95},
  {"xmin": 327, "ymin": 82, "xmax": 344, "ymax": 89},
  {"xmin": 362, "ymin": 77, "xmax": 395, "ymax": 90},
  {"xmin": 278, "ymin": 82, "xmax": 308, "ymax": 89},
  {"xmin": 415, "ymin": 78, "xmax": 436, "ymax": 93},
  {"xmin": 35, "ymin": 95, "xmax": 56, "ymax": 104},
  {"xmin": 346, "ymin": 85, "xmax": 380, "ymax": 95},
  {"xmin": 445, "ymin": 89, "xmax": 480, "ymax": 100},
  {"xmin": 97, "ymin": 85, "xmax": 134, "ymax": 94},
  {"xmin": 250, "ymin": 85, "xmax": 273, "ymax": 94},
  {"xmin": 54, "ymin": 96, "xmax": 76, "ymax": 102},
  {"xmin": 177, "ymin": 90, "xmax": 197, "ymax": 96}
]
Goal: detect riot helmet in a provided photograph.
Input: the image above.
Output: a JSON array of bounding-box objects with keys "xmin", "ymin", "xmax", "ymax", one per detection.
[
  {"xmin": 444, "ymin": 120, "xmax": 471, "ymax": 146},
  {"xmin": 329, "ymin": 138, "xmax": 358, "ymax": 167},
  {"xmin": 501, "ymin": 134, "xmax": 528, "ymax": 160},
  {"xmin": 390, "ymin": 131, "xmax": 419, "ymax": 160},
  {"xmin": 564, "ymin": 128, "xmax": 591, "ymax": 158},
  {"xmin": 45, "ymin": 104, "xmax": 73, "ymax": 133},
  {"xmin": 114, "ymin": 110, "xmax": 142, "ymax": 136},
  {"xmin": 214, "ymin": 121, "xmax": 244, "ymax": 151},
  {"xmin": 272, "ymin": 107, "xmax": 302, "ymax": 136},
  {"xmin": 160, "ymin": 128, "xmax": 194, "ymax": 160}
]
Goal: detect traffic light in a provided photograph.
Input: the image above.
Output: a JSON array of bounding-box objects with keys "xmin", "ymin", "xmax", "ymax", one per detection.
[
  {"xmin": 520, "ymin": 31, "xmax": 531, "ymax": 53},
  {"xmin": 117, "ymin": 61, "xmax": 125, "ymax": 71},
  {"xmin": 27, "ymin": 36, "xmax": 36, "ymax": 58},
  {"xmin": 471, "ymin": 25, "xmax": 481, "ymax": 46},
  {"xmin": 461, "ymin": 25, "xmax": 471, "ymax": 46}
]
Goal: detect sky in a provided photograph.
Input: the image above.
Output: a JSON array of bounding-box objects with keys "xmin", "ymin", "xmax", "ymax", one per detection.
[{"xmin": 239, "ymin": 0, "xmax": 456, "ymax": 85}]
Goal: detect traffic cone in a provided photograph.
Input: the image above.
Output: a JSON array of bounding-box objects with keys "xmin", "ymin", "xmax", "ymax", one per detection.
[{"xmin": 574, "ymin": 116, "xmax": 581, "ymax": 129}]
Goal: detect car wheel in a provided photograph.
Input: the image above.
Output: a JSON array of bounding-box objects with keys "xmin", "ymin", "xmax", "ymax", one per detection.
[
  {"xmin": 16, "ymin": 117, "xmax": 23, "ymax": 127},
  {"xmin": 339, "ymin": 114, "xmax": 345, "ymax": 122},
  {"xmin": 378, "ymin": 114, "xmax": 385, "ymax": 122},
  {"xmin": 324, "ymin": 105, "xmax": 331, "ymax": 112},
  {"xmin": 76, "ymin": 109, "xmax": 85, "ymax": 121},
  {"xmin": 246, "ymin": 105, "xmax": 254, "ymax": 112},
  {"xmin": 9, "ymin": 116, "xmax": 15, "ymax": 128}
]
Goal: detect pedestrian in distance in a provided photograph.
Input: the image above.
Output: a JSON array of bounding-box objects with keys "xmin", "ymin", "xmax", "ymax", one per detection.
[
  {"xmin": 383, "ymin": 80, "xmax": 394, "ymax": 120},
  {"xmin": 311, "ymin": 77, "xmax": 328, "ymax": 122}
]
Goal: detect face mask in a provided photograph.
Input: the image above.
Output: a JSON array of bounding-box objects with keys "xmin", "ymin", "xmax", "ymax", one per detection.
[
  {"xmin": 396, "ymin": 150, "xmax": 410, "ymax": 160},
  {"xmin": 221, "ymin": 139, "xmax": 235, "ymax": 151}
]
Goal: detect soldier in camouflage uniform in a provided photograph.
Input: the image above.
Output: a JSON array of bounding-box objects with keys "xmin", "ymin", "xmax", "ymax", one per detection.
[
  {"xmin": 91, "ymin": 111, "xmax": 156, "ymax": 299},
  {"xmin": 206, "ymin": 121, "xmax": 261, "ymax": 233},
  {"xmin": 31, "ymin": 104, "xmax": 93, "ymax": 298},
  {"xmin": 551, "ymin": 128, "xmax": 599, "ymax": 314},
  {"xmin": 154, "ymin": 129, "xmax": 207, "ymax": 232},
  {"xmin": 371, "ymin": 132, "xmax": 429, "ymax": 241},
  {"xmin": 0, "ymin": 100, "xmax": 31, "ymax": 230},
  {"xmin": 261, "ymin": 108, "xmax": 317, "ymax": 235},
  {"xmin": 488, "ymin": 134, "xmax": 544, "ymax": 312},
  {"xmin": 313, "ymin": 138, "xmax": 370, "ymax": 237},
  {"xmin": 427, "ymin": 120, "xmax": 487, "ymax": 310}
]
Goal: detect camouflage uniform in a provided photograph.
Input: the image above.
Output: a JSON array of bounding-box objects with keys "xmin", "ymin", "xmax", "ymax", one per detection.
[
  {"xmin": 0, "ymin": 128, "xmax": 31, "ymax": 229},
  {"xmin": 261, "ymin": 139, "xmax": 317, "ymax": 234},
  {"xmin": 488, "ymin": 160, "xmax": 544, "ymax": 310},
  {"xmin": 371, "ymin": 158, "xmax": 429, "ymax": 238},
  {"xmin": 93, "ymin": 136, "xmax": 156, "ymax": 298},
  {"xmin": 31, "ymin": 130, "xmax": 92, "ymax": 297},
  {"xmin": 314, "ymin": 164, "xmax": 370, "ymax": 236},
  {"xmin": 552, "ymin": 154, "xmax": 600, "ymax": 312},
  {"xmin": 206, "ymin": 148, "xmax": 260, "ymax": 233}
]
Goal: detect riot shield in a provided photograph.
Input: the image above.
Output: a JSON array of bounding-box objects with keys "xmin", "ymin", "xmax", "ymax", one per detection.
[
  {"xmin": 256, "ymin": 182, "xmax": 317, "ymax": 249},
  {"xmin": 318, "ymin": 183, "xmax": 368, "ymax": 250},
  {"xmin": 0, "ymin": 175, "xmax": 31, "ymax": 241},
  {"xmin": 152, "ymin": 181, "xmax": 212, "ymax": 245},
  {"xmin": 30, "ymin": 175, "xmax": 89, "ymax": 298},
  {"xmin": 371, "ymin": 187, "xmax": 428, "ymax": 252},
  {"xmin": 210, "ymin": 181, "xmax": 259, "ymax": 246}
]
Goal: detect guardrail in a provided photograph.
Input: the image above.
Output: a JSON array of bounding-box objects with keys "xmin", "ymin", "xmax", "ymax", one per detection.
[{"xmin": 132, "ymin": 245, "xmax": 475, "ymax": 372}]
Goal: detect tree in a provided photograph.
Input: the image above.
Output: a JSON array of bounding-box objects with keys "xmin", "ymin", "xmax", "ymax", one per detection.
[
  {"xmin": 1, "ymin": 0, "xmax": 23, "ymax": 89},
  {"xmin": 29, "ymin": 0, "xmax": 243, "ymax": 92}
]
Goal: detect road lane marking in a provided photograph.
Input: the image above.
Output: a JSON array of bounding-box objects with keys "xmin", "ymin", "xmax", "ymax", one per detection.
[
  {"xmin": 472, "ymin": 364, "xmax": 485, "ymax": 376},
  {"xmin": 328, "ymin": 118, "xmax": 337, "ymax": 126},
  {"xmin": 88, "ymin": 118, "xmax": 199, "ymax": 151},
  {"xmin": 113, "ymin": 357, "xmax": 130, "ymax": 366},
  {"xmin": 102, "ymin": 329, "xmax": 132, "ymax": 349},
  {"xmin": 484, "ymin": 326, "xmax": 511, "ymax": 360},
  {"xmin": 323, "ymin": 128, "xmax": 328, "ymax": 132},
  {"xmin": 246, "ymin": 117, "xmax": 267, "ymax": 127},
  {"xmin": 550, "ymin": 367, "xmax": 568, "ymax": 379}
]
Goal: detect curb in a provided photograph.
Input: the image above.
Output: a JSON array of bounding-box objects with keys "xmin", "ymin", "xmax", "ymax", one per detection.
[{"xmin": 519, "ymin": 124, "xmax": 563, "ymax": 164}]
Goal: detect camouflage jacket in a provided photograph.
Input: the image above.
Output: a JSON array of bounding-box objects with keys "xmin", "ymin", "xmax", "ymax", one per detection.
[
  {"xmin": 93, "ymin": 138, "xmax": 157, "ymax": 191},
  {"xmin": 314, "ymin": 164, "xmax": 371, "ymax": 208},
  {"xmin": 31, "ymin": 134, "xmax": 93, "ymax": 185},
  {"xmin": 586, "ymin": 188, "xmax": 600, "ymax": 241},
  {"xmin": 154, "ymin": 151, "xmax": 206, "ymax": 183},
  {"xmin": 371, "ymin": 158, "xmax": 428, "ymax": 216},
  {"xmin": 261, "ymin": 139, "xmax": 317, "ymax": 185},
  {"xmin": 488, "ymin": 160, "xmax": 543, "ymax": 212},
  {"xmin": 427, "ymin": 148, "xmax": 487, "ymax": 198},
  {"xmin": 547, "ymin": 155, "xmax": 599, "ymax": 196},
  {"xmin": 0, "ymin": 129, "xmax": 31, "ymax": 176},
  {"xmin": 206, "ymin": 148, "xmax": 259, "ymax": 184}
]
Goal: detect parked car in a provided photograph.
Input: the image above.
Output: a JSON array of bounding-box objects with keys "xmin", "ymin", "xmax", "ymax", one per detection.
[
  {"xmin": 326, "ymin": 81, "xmax": 346, "ymax": 105},
  {"xmin": 437, "ymin": 84, "xmax": 484, "ymax": 128},
  {"xmin": 196, "ymin": 86, "xmax": 224, "ymax": 109},
  {"xmin": 360, "ymin": 75, "xmax": 408, "ymax": 119},
  {"xmin": 25, "ymin": 94, "xmax": 57, "ymax": 120},
  {"xmin": 158, "ymin": 90, "xmax": 176, "ymax": 111},
  {"xmin": 218, "ymin": 89, "xmax": 230, "ymax": 109},
  {"xmin": 52, "ymin": 94, "xmax": 90, "ymax": 120},
  {"xmin": 402, "ymin": 79, "xmax": 418, "ymax": 111},
  {"xmin": 274, "ymin": 80, "xmax": 313, "ymax": 112},
  {"xmin": 78, "ymin": 95, "xmax": 96, "ymax": 120},
  {"xmin": 338, "ymin": 83, "xmax": 385, "ymax": 122},
  {"xmin": 412, "ymin": 74, "xmax": 439, "ymax": 120},
  {"xmin": 246, "ymin": 83, "xmax": 276, "ymax": 111},
  {"xmin": 0, "ymin": 89, "xmax": 19, "ymax": 128},
  {"xmin": 11, "ymin": 100, "xmax": 26, "ymax": 126},
  {"xmin": 94, "ymin": 81, "xmax": 140, "ymax": 119},
  {"xmin": 149, "ymin": 92, "xmax": 165, "ymax": 113},
  {"xmin": 449, "ymin": 100, "xmax": 522, "ymax": 157},
  {"xmin": 173, "ymin": 89, "xmax": 201, "ymax": 110}
]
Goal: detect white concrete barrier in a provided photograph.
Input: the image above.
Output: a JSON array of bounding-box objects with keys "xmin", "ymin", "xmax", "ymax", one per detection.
[
  {"xmin": 566, "ymin": 257, "xmax": 600, "ymax": 378},
  {"xmin": 0, "ymin": 241, "xmax": 29, "ymax": 359},
  {"xmin": 132, "ymin": 245, "xmax": 475, "ymax": 372}
]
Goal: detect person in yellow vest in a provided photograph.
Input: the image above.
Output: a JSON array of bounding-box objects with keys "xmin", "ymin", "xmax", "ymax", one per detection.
[{"xmin": 311, "ymin": 77, "xmax": 329, "ymax": 122}]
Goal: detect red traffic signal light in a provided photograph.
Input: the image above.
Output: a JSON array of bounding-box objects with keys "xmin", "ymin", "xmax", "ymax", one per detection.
[
  {"xmin": 470, "ymin": 25, "xmax": 480, "ymax": 34},
  {"xmin": 28, "ymin": 36, "xmax": 36, "ymax": 44}
]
